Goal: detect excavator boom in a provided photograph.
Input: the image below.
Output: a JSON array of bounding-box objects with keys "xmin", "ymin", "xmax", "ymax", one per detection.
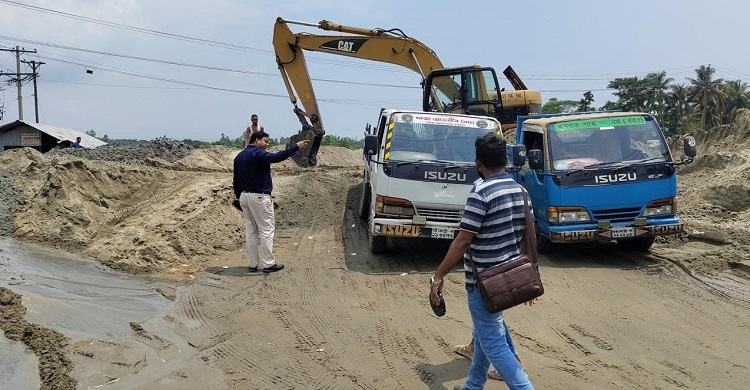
[
  {"xmin": 274, "ymin": 17, "xmax": 444, "ymax": 167},
  {"xmin": 272, "ymin": 17, "xmax": 542, "ymax": 167}
]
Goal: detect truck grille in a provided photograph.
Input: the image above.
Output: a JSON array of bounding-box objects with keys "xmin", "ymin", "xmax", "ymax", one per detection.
[
  {"xmin": 416, "ymin": 207, "xmax": 462, "ymax": 222},
  {"xmin": 592, "ymin": 207, "xmax": 641, "ymax": 222}
]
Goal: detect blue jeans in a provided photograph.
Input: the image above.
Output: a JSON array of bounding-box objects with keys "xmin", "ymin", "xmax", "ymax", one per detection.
[
  {"xmin": 470, "ymin": 321, "xmax": 517, "ymax": 357},
  {"xmin": 464, "ymin": 284, "xmax": 533, "ymax": 390}
]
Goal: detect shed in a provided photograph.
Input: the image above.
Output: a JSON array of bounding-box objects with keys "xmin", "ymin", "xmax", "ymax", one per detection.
[{"xmin": 0, "ymin": 120, "xmax": 106, "ymax": 153}]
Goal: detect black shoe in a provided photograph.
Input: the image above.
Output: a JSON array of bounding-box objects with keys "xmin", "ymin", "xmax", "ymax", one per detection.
[
  {"xmin": 263, "ymin": 264, "xmax": 284, "ymax": 273},
  {"xmin": 248, "ymin": 266, "xmax": 258, "ymax": 273}
]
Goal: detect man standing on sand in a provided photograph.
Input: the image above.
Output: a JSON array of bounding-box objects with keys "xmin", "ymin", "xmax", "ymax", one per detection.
[
  {"xmin": 243, "ymin": 114, "xmax": 265, "ymax": 148},
  {"xmin": 429, "ymin": 133, "xmax": 536, "ymax": 390},
  {"xmin": 233, "ymin": 131, "xmax": 309, "ymax": 273}
]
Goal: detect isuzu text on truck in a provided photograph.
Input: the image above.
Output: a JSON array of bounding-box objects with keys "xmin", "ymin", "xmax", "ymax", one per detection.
[
  {"xmin": 510, "ymin": 112, "xmax": 696, "ymax": 252},
  {"xmin": 359, "ymin": 110, "xmax": 506, "ymax": 253}
]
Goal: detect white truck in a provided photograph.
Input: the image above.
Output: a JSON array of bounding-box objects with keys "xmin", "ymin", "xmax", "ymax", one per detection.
[{"xmin": 358, "ymin": 109, "xmax": 507, "ymax": 253}]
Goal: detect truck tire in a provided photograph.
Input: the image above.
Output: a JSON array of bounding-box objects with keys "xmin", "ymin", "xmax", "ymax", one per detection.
[
  {"xmin": 536, "ymin": 229, "xmax": 554, "ymax": 254},
  {"xmin": 618, "ymin": 237, "xmax": 655, "ymax": 252},
  {"xmin": 358, "ymin": 181, "xmax": 371, "ymax": 220},
  {"xmin": 369, "ymin": 232, "xmax": 387, "ymax": 254}
]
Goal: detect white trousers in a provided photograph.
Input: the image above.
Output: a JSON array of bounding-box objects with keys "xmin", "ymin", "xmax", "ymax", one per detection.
[{"xmin": 239, "ymin": 192, "xmax": 276, "ymax": 268}]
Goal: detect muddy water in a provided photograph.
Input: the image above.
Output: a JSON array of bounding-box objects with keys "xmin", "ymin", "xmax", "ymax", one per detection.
[
  {"xmin": 0, "ymin": 237, "xmax": 173, "ymax": 387},
  {"xmin": 0, "ymin": 334, "xmax": 39, "ymax": 390}
]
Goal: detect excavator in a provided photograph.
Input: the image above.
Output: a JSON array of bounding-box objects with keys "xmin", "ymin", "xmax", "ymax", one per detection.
[{"xmin": 273, "ymin": 17, "xmax": 542, "ymax": 167}]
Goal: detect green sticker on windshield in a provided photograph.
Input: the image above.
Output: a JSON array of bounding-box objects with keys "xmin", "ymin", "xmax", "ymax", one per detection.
[{"xmin": 554, "ymin": 116, "xmax": 646, "ymax": 131}]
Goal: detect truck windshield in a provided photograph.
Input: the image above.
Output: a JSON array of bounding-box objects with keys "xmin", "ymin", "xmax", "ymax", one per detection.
[
  {"xmin": 548, "ymin": 116, "xmax": 669, "ymax": 170},
  {"xmin": 388, "ymin": 116, "xmax": 497, "ymax": 163}
]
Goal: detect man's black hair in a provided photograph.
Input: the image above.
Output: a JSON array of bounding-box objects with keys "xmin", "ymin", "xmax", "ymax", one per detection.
[
  {"xmin": 475, "ymin": 133, "xmax": 507, "ymax": 169},
  {"xmin": 249, "ymin": 130, "xmax": 269, "ymax": 145}
]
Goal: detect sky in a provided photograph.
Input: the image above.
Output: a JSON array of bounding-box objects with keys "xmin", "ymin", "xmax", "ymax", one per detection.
[{"xmin": 1, "ymin": 0, "xmax": 749, "ymax": 142}]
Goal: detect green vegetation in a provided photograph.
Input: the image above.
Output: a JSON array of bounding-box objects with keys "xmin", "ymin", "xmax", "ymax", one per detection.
[
  {"xmin": 543, "ymin": 65, "xmax": 750, "ymax": 135},
  {"xmin": 181, "ymin": 133, "xmax": 364, "ymax": 150},
  {"xmin": 89, "ymin": 130, "xmax": 364, "ymax": 150}
]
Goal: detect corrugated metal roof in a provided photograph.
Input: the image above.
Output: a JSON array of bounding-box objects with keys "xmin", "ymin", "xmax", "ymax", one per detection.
[{"xmin": 0, "ymin": 120, "xmax": 107, "ymax": 148}]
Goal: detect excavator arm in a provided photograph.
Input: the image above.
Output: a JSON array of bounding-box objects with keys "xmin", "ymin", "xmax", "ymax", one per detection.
[
  {"xmin": 272, "ymin": 17, "xmax": 542, "ymax": 167},
  {"xmin": 273, "ymin": 17, "xmax": 447, "ymax": 167}
]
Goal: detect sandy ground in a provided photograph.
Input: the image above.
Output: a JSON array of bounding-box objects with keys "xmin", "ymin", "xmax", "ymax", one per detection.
[{"xmin": 1, "ymin": 111, "xmax": 749, "ymax": 389}]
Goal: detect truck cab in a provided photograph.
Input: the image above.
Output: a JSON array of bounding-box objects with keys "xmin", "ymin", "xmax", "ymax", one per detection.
[
  {"xmin": 510, "ymin": 112, "xmax": 696, "ymax": 252},
  {"xmin": 359, "ymin": 110, "xmax": 502, "ymax": 253}
]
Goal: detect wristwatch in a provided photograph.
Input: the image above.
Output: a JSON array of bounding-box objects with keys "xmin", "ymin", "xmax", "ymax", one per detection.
[{"xmin": 430, "ymin": 276, "xmax": 443, "ymax": 288}]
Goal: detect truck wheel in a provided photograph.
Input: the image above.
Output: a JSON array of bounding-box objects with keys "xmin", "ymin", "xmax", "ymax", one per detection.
[
  {"xmin": 618, "ymin": 237, "xmax": 655, "ymax": 252},
  {"xmin": 536, "ymin": 230, "xmax": 554, "ymax": 254},
  {"xmin": 358, "ymin": 181, "xmax": 371, "ymax": 220},
  {"xmin": 369, "ymin": 232, "xmax": 387, "ymax": 254}
]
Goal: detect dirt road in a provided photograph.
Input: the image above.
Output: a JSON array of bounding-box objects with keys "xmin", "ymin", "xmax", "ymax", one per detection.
[
  {"xmin": 2, "ymin": 112, "xmax": 750, "ymax": 389},
  {"xmin": 124, "ymin": 182, "xmax": 746, "ymax": 390}
]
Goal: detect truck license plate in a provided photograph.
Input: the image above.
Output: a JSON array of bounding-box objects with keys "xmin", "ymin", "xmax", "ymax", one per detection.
[
  {"xmin": 431, "ymin": 228, "xmax": 455, "ymax": 239},
  {"xmin": 611, "ymin": 228, "xmax": 635, "ymax": 238}
]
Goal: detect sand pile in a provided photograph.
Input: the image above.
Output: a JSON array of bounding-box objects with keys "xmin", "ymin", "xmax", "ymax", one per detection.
[{"xmin": 0, "ymin": 143, "xmax": 361, "ymax": 273}]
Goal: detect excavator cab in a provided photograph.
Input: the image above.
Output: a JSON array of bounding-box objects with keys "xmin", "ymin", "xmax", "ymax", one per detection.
[{"xmin": 423, "ymin": 66, "xmax": 503, "ymax": 119}]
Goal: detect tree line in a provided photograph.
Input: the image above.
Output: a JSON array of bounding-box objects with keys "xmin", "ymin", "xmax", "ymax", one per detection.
[
  {"xmin": 84, "ymin": 130, "xmax": 364, "ymax": 150},
  {"xmin": 542, "ymin": 65, "xmax": 749, "ymax": 135},
  {"xmin": 181, "ymin": 134, "xmax": 365, "ymax": 150},
  {"xmin": 87, "ymin": 65, "xmax": 747, "ymax": 144}
]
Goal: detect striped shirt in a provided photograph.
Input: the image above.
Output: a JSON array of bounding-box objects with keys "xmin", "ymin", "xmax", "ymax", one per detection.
[{"xmin": 460, "ymin": 172, "xmax": 529, "ymax": 284}]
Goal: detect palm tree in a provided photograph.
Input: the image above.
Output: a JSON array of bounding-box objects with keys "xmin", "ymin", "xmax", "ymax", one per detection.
[
  {"xmin": 687, "ymin": 65, "xmax": 726, "ymax": 129},
  {"xmin": 577, "ymin": 91, "xmax": 595, "ymax": 112},
  {"xmin": 720, "ymin": 79, "xmax": 750, "ymax": 124},
  {"xmin": 668, "ymin": 84, "xmax": 691, "ymax": 119},
  {"xmin": 644, "ymin": 71, "xmax": 674, "ymax": 120}
]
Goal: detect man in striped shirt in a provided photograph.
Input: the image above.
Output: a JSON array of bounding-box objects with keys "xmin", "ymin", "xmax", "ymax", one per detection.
[{"xmin": 430, "ymin": 133, "xmax": 535, "ymax": 390}]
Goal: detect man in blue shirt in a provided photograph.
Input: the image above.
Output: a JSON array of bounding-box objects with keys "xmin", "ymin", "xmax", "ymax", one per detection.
[
  {"xmin": 430, "ymin": 133, "xmax": 536, "ymax": 390},
  {"xmin": 72, "ymin": 137, "xmax": 82, "ymax": 150},
  {"xmin": 233, "ymin": 131, "xmax": 309, "ymax": 273}
]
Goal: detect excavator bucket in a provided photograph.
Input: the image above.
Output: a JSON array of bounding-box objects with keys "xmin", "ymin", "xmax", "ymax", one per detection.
[{"xmin": 288, "ymin": 129, "xmax": 322, "ymax": 167}]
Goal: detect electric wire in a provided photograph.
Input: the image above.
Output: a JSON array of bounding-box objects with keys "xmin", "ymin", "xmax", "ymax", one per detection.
[
  {"xmin": 0, "ymin": 35, "xmax": 420, "ymax": 89},
  {"xmin": 0, "ymin": 1, "xmax": 412, "ymax": 73}
]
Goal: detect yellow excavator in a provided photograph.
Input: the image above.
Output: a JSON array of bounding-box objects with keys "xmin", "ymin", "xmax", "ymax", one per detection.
[{"xmin": 273, "ymin": 17, "xmax": 542, "ymax": 167}]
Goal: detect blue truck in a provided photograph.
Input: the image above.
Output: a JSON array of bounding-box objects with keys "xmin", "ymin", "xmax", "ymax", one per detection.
[{"xmin": 508, "ymin": 111, "xmax": 696, "ymax": 253}]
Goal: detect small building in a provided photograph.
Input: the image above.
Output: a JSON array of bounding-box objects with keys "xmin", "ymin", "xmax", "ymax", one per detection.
[{"xmin": 0, "ymin": 120, "xmax": 106, "ymax": 153}]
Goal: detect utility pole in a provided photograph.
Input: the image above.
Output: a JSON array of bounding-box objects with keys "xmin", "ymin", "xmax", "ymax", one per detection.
[
  {"xmin": 0, "ymin": 47, "xmax": 37, "ymax": 121},
  {"xmin": 21, "ymin": 60, "xmax": 44, "ymax": 123}
]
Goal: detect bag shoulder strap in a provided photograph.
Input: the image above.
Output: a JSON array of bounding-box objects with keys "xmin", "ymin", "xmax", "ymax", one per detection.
[
  {"xmin": 469, "ymin": 186, "xmax": 538, "ymax": 279},
  {"xmin": 519, "ymin": 186, "xmax": 538, "ymax": 266}
]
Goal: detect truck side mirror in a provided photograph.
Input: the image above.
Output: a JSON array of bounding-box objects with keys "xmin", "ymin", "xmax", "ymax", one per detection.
[
  {"xmin": 512, "ymin": 145, "xmax": 526, "ymax": 167},
  {"xmin": 683, "ymin": 136, "xmax": 696, "ymax": 158},
  {"xmin": 364, "ymin": 135, "xmax": 379, "ymax": 155},
  {"xmin": 528, "ymin": 149, "xmax": 543, "ymax": 170}
]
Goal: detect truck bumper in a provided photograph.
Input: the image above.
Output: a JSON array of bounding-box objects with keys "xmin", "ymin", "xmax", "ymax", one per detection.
[
  {"xmin": 372, "ymin": 218, "xmax": 459, "ymax": 240},
  {"xmin": 548, "ymin": 221, "xmax": 684, "ymax": 243}
]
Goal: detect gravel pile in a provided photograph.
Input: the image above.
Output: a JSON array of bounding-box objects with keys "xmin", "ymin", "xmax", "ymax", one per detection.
[{"xmin": 48, "ymin": 137, "xmax": 193, "ymax": 163}]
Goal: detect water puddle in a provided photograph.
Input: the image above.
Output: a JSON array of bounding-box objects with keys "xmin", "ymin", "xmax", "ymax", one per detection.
[{"xmin": 0, "ymin": 237, "xmax": 174, "ymax": 387}]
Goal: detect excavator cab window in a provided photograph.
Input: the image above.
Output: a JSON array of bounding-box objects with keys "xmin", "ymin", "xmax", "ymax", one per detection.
[
  {"xmin": 424, "ymin": 67, "xmax": 503, "ymax": 120},
  {"xmin": 428, "ymin": 74, "xmax": 463, "ymax": 113},
  {"xmin": 464, "ymin": 69, "xmax": 500, "ymax": 117}
]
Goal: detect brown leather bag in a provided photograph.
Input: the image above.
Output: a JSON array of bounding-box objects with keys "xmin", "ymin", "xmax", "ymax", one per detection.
[{"xmin": 469, "ymin": 187, "xmax": 544, "ymax": 313}]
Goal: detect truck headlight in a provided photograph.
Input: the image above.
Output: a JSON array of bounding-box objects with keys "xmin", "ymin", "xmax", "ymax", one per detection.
[
  {"xmin": 548, "ymin": 207, "xmax": 590, "ymax": 223},
  {"xmin": 375, "ymin": 195, "xmax": 415, "ymax": 216},
  {"xmin": 644, "ymin": 198, "xmax": 675, "ymax": 217}
]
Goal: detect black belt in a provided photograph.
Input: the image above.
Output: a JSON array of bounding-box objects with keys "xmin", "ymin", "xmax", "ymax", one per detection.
[{"xmin": 243, "ymin": 191, "xmax": 271, "ymax": 195}]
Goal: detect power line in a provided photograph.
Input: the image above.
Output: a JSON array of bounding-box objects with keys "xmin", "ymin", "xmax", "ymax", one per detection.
[
  {"xmin": 0, "ymin": 1, "xmax": 411, "ymax": 73},
  {"xmin": 33, "ymin": 56, "xmax": 414, "ymax": 108},
  {"xmin": 0, "ymin": 0, "xmax": 271, "ymax": 54},
  {"xmin": 524, "ymin": 66, "xmax": 700, "ymax": 78},
  {"xmin": 0, "ymin": 36, "xmax": 421, "ymax": 89}
]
